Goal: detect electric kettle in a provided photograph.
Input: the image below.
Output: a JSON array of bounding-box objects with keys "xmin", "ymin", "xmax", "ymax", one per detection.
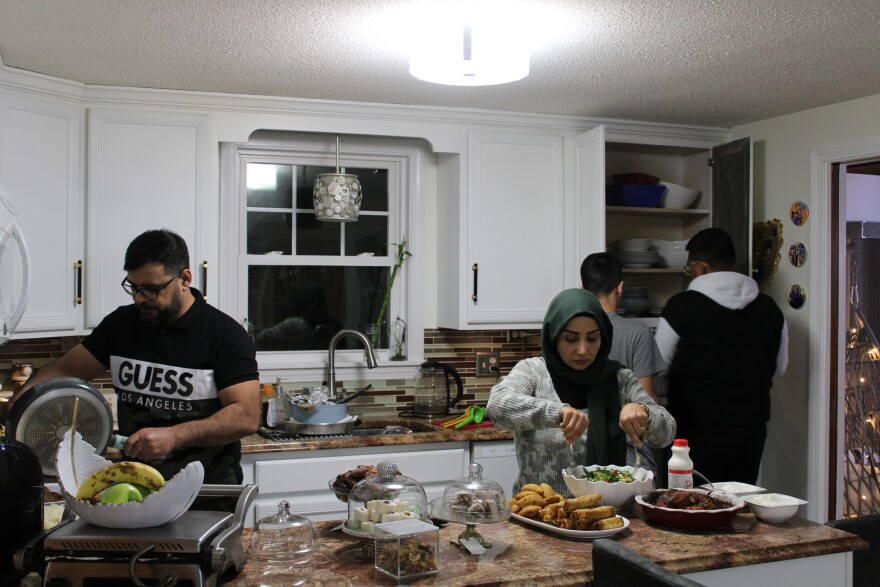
[{"xmin": 412, "ymin": 362, "xmax": 464, "ymax": 417}]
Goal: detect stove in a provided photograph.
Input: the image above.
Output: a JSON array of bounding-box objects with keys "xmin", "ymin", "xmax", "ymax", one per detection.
[
  {"xmin": 16, "ymin": 484, "xmax": 256, "ymax": 587},
  {"xmin": 258, "ymin": 427, "xmax": 352, "ymax": 442}
]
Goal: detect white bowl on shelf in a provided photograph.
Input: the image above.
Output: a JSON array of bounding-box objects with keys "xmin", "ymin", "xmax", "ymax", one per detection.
[
  {"xmin": 655, "ymin": 250, "xmax": 688, "ymax": 268},
  {"xmin": 658, "ymin": 182, "xmax": 700, "ymax": 209}
]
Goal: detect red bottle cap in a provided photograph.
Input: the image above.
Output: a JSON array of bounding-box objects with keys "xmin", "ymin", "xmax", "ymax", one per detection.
[{"xmin": 673, "ymin": 439, "xmax": 689, "ymax": 447}]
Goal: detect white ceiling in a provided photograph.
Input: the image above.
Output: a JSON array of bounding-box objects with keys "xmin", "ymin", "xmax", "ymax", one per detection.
[{"xmin": 1, "ymin": 0, "xmax": 879, "ymax": 128}]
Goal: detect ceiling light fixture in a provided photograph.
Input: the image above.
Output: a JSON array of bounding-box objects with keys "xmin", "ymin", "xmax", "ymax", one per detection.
[
  {"xmin": 409, "ymin": 7, "xmax": 529, "ymax": 86},
  {"xmin": 313, "ymin": 135, "xmax": 362, "ymax": 222}
]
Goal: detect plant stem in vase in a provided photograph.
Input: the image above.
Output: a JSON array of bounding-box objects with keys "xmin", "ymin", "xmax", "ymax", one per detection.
[{"xmin": 371, "ymin": 239, "xmax": 412, "ymax": 349}]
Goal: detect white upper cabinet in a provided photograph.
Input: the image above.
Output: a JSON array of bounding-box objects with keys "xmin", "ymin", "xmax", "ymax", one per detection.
[
  {"xmin": 85, "ymin": 108, "xmax": 215, "ymax": 329},
  {"xmin": 437, "ymin": 130, "xmax": 566, "ymax": 329},
  {"xmin": 0, "ymin": 92, "xmax": 82, "ymax": 337}
]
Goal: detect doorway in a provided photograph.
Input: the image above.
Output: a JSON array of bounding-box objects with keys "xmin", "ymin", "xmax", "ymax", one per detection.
[{"xmin": 810, "ymin": 142, "xmax": 880, "ymax": 522}]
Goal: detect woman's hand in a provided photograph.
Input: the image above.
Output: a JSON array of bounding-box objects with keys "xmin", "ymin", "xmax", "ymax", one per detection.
[
  {"xmin": 559, "ymin": 405, "xmax": 589, "ymax": 445},
  {"xmin": 619, "ymin": 402, "xmax": 650, "ymax": 447}
]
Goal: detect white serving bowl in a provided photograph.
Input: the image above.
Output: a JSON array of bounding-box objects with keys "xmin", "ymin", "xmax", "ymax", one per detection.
[
  {"xmin": 57, "ymin": 431, "xmax": 203, "ymax": 529},
  {"xmin": 655, "ymin": 249, "xmax": 688, "ymax": 268},
  {"xmin": 743, "ymin": 493, "xmax": 808, "ymax": 523},
  {"xmin": 562, "ymin": 464, "xmax": 654, "ymax": 509},
  {"xmin": 658, "ymin": 182, "xmax": 701, "ymax": 209},
  {"xmin": 700, "ymin": 481, "xmax": 766, "ymax": 497}
]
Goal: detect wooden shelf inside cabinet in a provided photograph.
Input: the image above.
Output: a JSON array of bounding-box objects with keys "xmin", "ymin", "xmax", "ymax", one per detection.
[
  {"xmin": 622, "ymin": 268, "xmax": 685, "ymax": 274},
  {"xmin": 606, "ymin": 206, "xmax": 710, "ymax": 217}
]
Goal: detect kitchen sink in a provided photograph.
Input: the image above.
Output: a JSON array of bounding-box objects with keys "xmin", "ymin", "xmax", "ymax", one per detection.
[{"xmin": 351, "ymin": 422, "xmax": 438, "ymax": 436}]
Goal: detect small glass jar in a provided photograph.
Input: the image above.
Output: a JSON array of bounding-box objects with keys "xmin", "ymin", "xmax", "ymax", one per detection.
[
  {"xmin": 375, "ymin": 519, "xmax": 439, "ymax": 581},
  {"xmin": 390, "ymin": 316, "xmax": 407, "ymax": 361}
]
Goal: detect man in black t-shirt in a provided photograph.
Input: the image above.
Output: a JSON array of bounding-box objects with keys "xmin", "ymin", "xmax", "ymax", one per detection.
[
  {"xmin": 654, "ymin": 228, "xmax": 788, "ymax": 485},
  {"xmin": 13, "ymin": 229, "xmax": 260, "ymax": 504}
]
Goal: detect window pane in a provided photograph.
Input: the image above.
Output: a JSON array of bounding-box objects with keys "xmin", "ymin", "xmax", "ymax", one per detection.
[
  {"xmin": 296, "ymin": 212, "xmax": 341, "ymax": 255},
  {"xmin": 344, "ymin": 215, "xmax": 388, "ymax": 256},
  {"xmin": 249, "ymin": 265, "xmax": 390, "ymax": 352},
  {"xmin": 296, "ymin": 166, "xmax": 388, "ymax": 212},
  {"xmin": 247, "ymin": 164, "xmax": 292, "ymax": 208},
  {"xmin": 247, "ymin": 212, "xmax": 292, "ymax": 255}
]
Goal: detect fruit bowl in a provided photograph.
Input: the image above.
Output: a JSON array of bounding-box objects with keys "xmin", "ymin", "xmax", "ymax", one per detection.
[{"xmin": 56, "ymin": 430, "xmax": 203, "ymax": 529}]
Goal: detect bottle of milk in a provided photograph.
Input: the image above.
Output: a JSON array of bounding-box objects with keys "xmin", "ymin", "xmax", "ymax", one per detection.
[{"xmin": 667, "ymin": 439, "xmax": 694, "ymax": 489}]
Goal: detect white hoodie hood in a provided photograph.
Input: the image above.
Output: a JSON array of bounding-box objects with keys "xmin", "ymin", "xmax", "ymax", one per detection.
[{"xmin": 687, "ymin": 271, "xmax": 759, "ymax": 310}]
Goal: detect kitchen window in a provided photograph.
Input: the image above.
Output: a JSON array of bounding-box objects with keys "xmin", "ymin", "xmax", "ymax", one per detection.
[{"xmin": 219, "ymin": 133, "xmax": 425, "ymax": 373}]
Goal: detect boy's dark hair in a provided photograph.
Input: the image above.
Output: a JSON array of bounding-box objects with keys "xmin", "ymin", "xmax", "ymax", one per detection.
[
  {"xmin": 580, "ymin": 252, "xmax": 623, "ymax": 297},
  {"xmin": 124, "ymin": 229, "xmax": 189, "ymax": 275},
  {"xmin": 686, "ymin": 227, "xmax": 736, "ymax": 270}
]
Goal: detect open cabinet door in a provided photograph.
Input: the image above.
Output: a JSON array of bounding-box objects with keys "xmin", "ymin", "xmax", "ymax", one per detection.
[{"xmin": 711, "ymin": 137, "xmax": 753, "ymax": 275}]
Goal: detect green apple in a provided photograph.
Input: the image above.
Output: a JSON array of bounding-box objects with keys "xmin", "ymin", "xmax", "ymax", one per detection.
[
  {"xmin": 130, "ymin": 483, "xmax": 155, "ymax": 499},
  {"xmin": 99, "ymin": 482, "xmax": 145, "ymax": 504}
]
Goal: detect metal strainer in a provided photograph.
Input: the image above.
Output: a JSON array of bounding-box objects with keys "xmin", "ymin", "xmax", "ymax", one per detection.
[{"xmin": 4, "ymin": 378, "xmax": 115, "ymax": 478}]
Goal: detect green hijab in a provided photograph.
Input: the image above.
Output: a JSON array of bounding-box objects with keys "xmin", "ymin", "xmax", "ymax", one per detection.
[{"xmin": 541, "ymin": 288, "xmax": 626, "ymax": 465}]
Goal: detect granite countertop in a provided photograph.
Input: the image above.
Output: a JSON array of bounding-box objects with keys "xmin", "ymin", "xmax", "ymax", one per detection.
[
  {"xmin": 229, "ymin": 513, "xmax": 867, "ymax": 586},
  {"xmin": 240, "ymin": 417, "xmax": 514, "ymax": 454}
]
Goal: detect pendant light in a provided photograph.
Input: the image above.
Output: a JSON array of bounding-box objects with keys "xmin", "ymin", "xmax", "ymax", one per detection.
[{"xmin": 313, "ymin": 135, "xmax": 362, "ymax": 222}]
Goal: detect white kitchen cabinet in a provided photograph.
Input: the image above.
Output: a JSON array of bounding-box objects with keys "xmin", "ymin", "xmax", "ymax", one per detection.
[
  {"xmin": 240, "ymin": 442, "xmax": 469, "ymax": 527},
  {"xmin": 0, "ymin": 91, "xmax": 83, "ymax": 337},
  {"xmin": 577, "ymin": 128, "xmax": 753, "ymax": 321},
  {"xmin": 437, "ymin": 130, "xmax": 566, "ymax": 329},
  {"xmin": 85, "ymin": 108, "xmax": 216, "ymax": 329}
]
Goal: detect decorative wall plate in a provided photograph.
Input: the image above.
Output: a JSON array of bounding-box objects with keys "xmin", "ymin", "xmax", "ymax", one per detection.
[
  {"xmin": 788, "ymin": 242, "xmax": 807, "ymax": 267},
  {"xmin": 790, "ymin": 201, "xmax": 809, "ymax": 226},
  {"xmin": 752, "ymin": 219, "xmax": 783, "ymax": 291},
  {"xmin": 788, "ymin": 284, "xmax": 807, "ymax": 309}
]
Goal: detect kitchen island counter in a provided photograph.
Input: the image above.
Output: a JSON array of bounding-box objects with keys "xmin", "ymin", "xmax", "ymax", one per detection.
[
  {"xmin": 240, "ymin": 418, "xmax": 513, "ymax": 454},
  {"xmin": 229, "ymin": 514, "xmax": 867, "ymax": 586}
]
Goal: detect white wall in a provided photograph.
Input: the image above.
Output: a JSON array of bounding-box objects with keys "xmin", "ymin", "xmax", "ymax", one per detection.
[
  {"xmin": 846, "ymin": 173, "xmax": 880, "ymax": 221},
  {"xmin": 731, "ymin": 92, "xmax": 880, "ymax": 513}
]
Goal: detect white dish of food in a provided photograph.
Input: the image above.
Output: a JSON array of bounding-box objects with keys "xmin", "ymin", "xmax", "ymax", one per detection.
[
  {"xmin": 742, "ymin": 493, "xmax": 808, "ymax": 523},
  {"xmin": 563, "ymin": 464, "xmax": 654, "ymax": 509},
  {"xmin": 700, "ymin": 481, "xmax": 766, "ymax": 497},
  {"xmin": 511, "ymin": 513, "xmax": 630, "ymax": 539}
]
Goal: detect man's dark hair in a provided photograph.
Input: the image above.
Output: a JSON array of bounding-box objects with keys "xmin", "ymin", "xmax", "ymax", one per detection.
[
  {"xmin": 580, "ymin": 252, "xmax": 623, "ymax": 296},
  {"xmin": 686, "ymin": 227, "xmax": 736, "ymax": 270},
  {"xmin": 124, "ymin": 229, "xmax": 189, "ymax": 275}
]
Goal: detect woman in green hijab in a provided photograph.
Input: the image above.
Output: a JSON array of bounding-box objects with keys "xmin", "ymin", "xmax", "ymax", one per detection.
[{"xmin": 487, "ymin": 288, "xmax": 675, "ymax": 496}]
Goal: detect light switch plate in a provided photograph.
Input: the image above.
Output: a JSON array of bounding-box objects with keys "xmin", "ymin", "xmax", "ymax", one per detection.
[{"xmin": 475, "ymin": 351, "xmax": 501, "ymax": 376}]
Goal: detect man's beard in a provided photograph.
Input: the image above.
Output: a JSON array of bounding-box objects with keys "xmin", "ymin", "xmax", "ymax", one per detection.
[{"xmin": 137, "ymin": 292, "xmax": 183, "ymax": 327}]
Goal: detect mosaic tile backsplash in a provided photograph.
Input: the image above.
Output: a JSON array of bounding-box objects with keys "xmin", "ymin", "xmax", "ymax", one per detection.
[{"xmin": 0, "ymin": 329, "xmax": 541, "ymax": 419}]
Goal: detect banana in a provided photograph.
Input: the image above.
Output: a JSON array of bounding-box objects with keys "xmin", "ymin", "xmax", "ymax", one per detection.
[{"xmin": 76, "ymin": 461, "xmax": 165, "ymax": 501}]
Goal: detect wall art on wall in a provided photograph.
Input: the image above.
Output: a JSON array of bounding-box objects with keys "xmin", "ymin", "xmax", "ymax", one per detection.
[
  {"xmin": 790, "ymin": 200, "xmax": 809, "ymax": 226},
  {"xmin": 788, "ymin": 284, "xmax": 807, "ymax": 310},
  {"xmin": 788, "ymin": 242, "xmax": 807, "ymax": 267}
]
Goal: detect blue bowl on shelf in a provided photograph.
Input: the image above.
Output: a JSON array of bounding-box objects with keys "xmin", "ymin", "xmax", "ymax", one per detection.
[{"xmin": 606, "ymin": 185, "xmax": 666, "ymax": 208}]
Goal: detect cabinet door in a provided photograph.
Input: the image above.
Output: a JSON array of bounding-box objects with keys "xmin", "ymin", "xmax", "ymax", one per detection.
[
  {"xmin": 574, "ymin": 126, "xmax": 606, "ymax": 284},
  {"xmin": 466, "ymin": 130, "xmax": 564, "ymax": 325},
  {"xmin": 711, "ymin": 137, "xmax": 753, "ymax": 275},
  {"xmin": 0, "ymin": 93, "xmax": 82, "ymax": 336},
  {"xmin": 85, "ymin": 108, "xmax": 214, "ymax": 329}
]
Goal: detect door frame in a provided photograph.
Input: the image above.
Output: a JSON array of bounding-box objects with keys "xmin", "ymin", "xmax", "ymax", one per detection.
[{"xmin": 809, "ymin": 138, "xmax": 880, "ymax": 521}]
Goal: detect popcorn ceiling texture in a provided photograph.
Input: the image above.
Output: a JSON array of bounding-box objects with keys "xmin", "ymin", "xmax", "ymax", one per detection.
[
  {"xmin": 2, "ymin": 1, "xmax": 880, "ymax": 127},
  {"xmin": 0, "ymin": 329, "xmax": 541, "ymax": 418}
]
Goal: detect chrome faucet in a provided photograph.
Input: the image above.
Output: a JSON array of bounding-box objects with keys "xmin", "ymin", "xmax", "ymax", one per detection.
[{"xmin": 328, "ymin": 329, "xmax": 378, "ymax": 401}]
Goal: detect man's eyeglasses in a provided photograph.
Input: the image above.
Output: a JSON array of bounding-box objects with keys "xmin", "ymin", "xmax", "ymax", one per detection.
[{"xmin": 121, "ymin": 273, "xmax": 180, "ymax": 301}]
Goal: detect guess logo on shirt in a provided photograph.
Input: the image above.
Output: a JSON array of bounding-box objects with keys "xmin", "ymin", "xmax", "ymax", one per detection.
[{"xmin": 110, "ymin": 356, "xmax": 217, "ymax": 413}]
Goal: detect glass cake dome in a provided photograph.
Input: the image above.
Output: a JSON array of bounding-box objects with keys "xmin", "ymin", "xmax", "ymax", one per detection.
[
  {"xmin": 249, "ymin": 500, "xmax": 319, "ymax": 564},
  {"xmin": 431, "ymin": 462, "xmax": 510, "ymax": 524},
  {"xmin": 344, "ymin": 460, "xmax": 429, "ymax": 538}
]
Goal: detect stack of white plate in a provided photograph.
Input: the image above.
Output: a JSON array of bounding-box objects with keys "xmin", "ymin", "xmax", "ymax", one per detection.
[
  {"xmin": 650, "ymin": 240, "xmax": 688, "ymax": 268},
  {"xmin": 617, "ymin": 249, "xmax": 659, "ymax": 268},
  {"xmin": 617, "ymin": 239, "xmax": 652, "ymax": 252},
  {"xmin": 620, "ymin": 286, "xmax": 650, "ymax": 317}
]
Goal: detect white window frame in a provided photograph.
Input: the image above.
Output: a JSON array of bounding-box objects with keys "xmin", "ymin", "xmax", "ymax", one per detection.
[{"xmin": 219, "ymin": 133, "xmax": 425, "ymax": 380}]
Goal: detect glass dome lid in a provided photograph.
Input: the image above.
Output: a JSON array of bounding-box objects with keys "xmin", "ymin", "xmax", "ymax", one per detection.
[
  {"xmin": 345, "ymin": 460, "xmax": 428, "ymax": 536},
  {"xmin": 249, "ymin": 500, "xmax": 319, "ymax": 563},
  {"xmin": 433, "ymin": 462, "xmax": 510, "ymax": 523}
]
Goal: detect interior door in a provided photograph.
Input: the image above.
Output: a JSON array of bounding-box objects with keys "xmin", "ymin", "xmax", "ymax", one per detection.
[{"xmin": 711, "ymin": 137, "xmax": 753, "ymax": 275}]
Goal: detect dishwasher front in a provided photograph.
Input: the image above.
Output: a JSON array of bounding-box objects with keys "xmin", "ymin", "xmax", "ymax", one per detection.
[{"xmin": 470, "ymin": 440, "xmax": 518, "ymax": 499}]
